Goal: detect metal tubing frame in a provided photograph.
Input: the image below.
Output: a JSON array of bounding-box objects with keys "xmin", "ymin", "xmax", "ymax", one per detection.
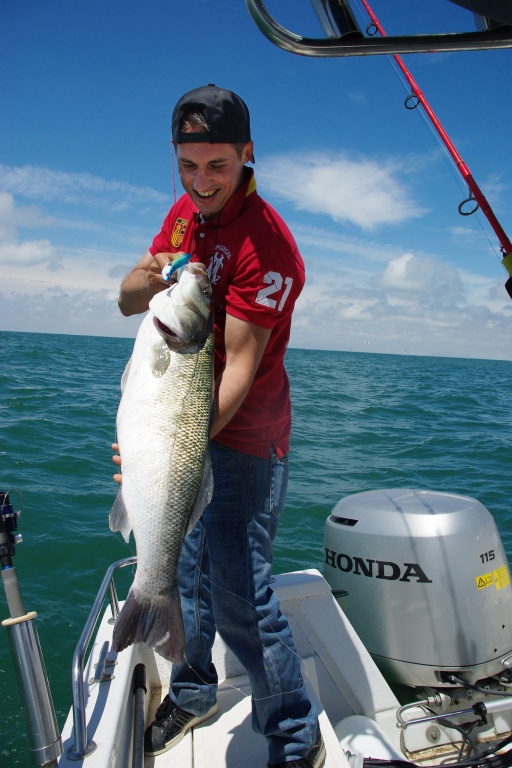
[
  {"xmin": 131, "ymin": 664, "xmax": 146, "ymax": 768},
  {"xmin": 67, "ymin": 556, "xmax": 137, "ymax": 760},
  {"xmin": 5, "ymin": 618, "xmax": 62, "ymax": 766},
  {"xmin": 245, "ymin": 0, "xmax": 512, "ymax": 56}
]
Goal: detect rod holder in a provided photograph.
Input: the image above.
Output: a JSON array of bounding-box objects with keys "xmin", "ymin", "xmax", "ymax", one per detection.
[{"xmin": 2, "ymin": 613, "xmax": 62, "ymax": 766}]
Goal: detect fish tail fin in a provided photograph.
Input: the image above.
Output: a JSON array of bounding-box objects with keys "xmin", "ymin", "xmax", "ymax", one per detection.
[
  {"xmin": 109, "ymin": 489, "xmax": 132, "ymax": 543},
  {"xmin": 112, "ymin": 588, "xmax": 185, "ymax": 663}
]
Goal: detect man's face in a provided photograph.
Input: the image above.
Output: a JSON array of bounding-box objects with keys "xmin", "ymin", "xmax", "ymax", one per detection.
[{"xmin": 176, "ymin": 140, "xmax": 254, "ymax": 220}]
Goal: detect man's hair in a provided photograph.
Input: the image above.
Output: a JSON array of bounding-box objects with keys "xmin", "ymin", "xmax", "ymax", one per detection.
[
  {"xmin": 180, "ymin": 111, "xmax": 247, "ymax": 160},
  {"xmin": 181, "ymin": 111, "xmax": 209, "ymax": 133}
]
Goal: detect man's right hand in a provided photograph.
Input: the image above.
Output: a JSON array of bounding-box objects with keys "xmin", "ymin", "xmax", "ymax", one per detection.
[
  {"xmin": 118, "ymin": 250, "xmax": 186, "ymax": 316},
  {"xmin": 147, "ymin": 252, "xmax": 180, "ymax": 290}
]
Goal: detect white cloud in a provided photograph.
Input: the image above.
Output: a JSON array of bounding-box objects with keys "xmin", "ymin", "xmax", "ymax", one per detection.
[
  {"xmin": 0, "ymin": 165, "xmax": 168, "ymax": 210},
  {"xmin": 0, "ymin": 167, "xmax": 164, "ymax": 300},
  {"xmin": 378, "ymin": 252, "xmax": 463, "ymax": 298},
  {"xmin": 1, "ymin": 162, "xmax": 510, "ymax": 359},
  {"xmin": 288, "ymin": 246, "xmax": 512, "ymax": 360},
  {"xmin": 0, "ymin": 239, "xmax": 56, "ymax": 266},
  {"xmin": 0, "ymin": 190, "xmax": 55, "ymax": 240},
  {"xmin": 258, "ymin": 152, "xmax": 426, "ymax": 229},
  {"xmin": 0, "ymin": 186, "xmax": 137, "ymax": 335},
  {"xmin": 0, "ymin": 191, "xmax": 57, "ymax": 267},
  {"xmin": 348, "ymin": 91, "xmax": 367, "ymax": 104},
  {"xmin": 0, "ymin": 282, "xmax": 142, "ymax": 338}
]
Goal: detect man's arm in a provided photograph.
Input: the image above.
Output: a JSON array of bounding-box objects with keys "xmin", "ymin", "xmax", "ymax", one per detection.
[
  {"xmin": 112, "ymin": 315, "xmax": 270, "ymax": 478},
  {"xmin": 210, "ymin": 313, "xmax": 271, "ymax": 439},
  {"xmin": 118, "ymin": 250, "xmax": 178, "ymax": 316}
]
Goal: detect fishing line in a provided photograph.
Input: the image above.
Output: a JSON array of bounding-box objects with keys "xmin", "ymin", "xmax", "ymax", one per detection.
[
  {"xmin": 170, "ymin": 143, "xmax": 178, "ymax": 205},
  {"xmin": 351, "ymin": 0, "xmax": 504, "ymax": 267},
  {"xmin": 183, "ymin": 647, "xmax": 305, "ymax": 703},
  {"xmin": 351, "ymin": 1, "xmax": 466, "ymax": 188},
  {"xmin": 181, "ymin": 559, "xmax": 315, "ymax": 704},
  {"xmin": 385, "ymin": 58, "xmax": 501, "ymax": 265},
  {"xmin": 110, "ymin": 460, "xmax": 306, "ymax": 701}
]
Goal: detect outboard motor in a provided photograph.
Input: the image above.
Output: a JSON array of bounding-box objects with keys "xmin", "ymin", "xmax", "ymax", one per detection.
[{"xmin": 324, "ymin": 489, "xmax": 512, "ymax": 688}]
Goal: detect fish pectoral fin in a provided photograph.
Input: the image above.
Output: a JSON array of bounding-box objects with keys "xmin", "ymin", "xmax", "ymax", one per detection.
[
  {"xmin": 109, "ymin": 489, "xmax": 132, "ymax": 543},
  {"xmin": 149, "ymin": 339, "xmax": 171, "ymax": 378},
  {"xmin": 185, "ymin": 453, "xmax": 214, "ymax": 536}
]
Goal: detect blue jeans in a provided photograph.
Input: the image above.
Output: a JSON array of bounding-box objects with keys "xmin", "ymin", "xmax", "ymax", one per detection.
[{"xmin": 169, "ymin": 441, "xmax": 318, "ymax": 763}]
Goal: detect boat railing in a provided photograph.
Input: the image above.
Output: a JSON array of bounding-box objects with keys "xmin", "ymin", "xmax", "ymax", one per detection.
[
  {"xmin": 66, "ymin": 555, "xmax": 137, "ymax": 760},
  {"xmin": 245, "ymin": 0, "xmax": 512, "ymax": 56}
]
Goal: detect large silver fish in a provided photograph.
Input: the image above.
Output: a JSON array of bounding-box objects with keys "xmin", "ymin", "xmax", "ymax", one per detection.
[{"xmin": 110, "ymin": 262, "xmax": 213, "ymax": 662}]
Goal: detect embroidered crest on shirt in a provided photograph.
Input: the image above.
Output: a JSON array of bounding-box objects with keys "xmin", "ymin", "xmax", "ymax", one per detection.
[
  {"xmin": 171, "ymin": 217, "xmax": 188, "ymax": 248},
  {"xmin": 206, "ymin": 245, "xmax": 231, "ymax": 285}
]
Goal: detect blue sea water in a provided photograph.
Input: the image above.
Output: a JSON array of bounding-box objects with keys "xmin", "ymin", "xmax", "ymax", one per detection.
[{"xmin": 0, "ymin": 329, "xmax": 511, "ymax": 766}]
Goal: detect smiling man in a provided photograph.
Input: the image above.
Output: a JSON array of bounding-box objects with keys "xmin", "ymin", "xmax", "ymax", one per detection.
[
  {"xmin": 117, "ymin": 85, "xmax": 323, "ymax": 768},
  {"xmin": 175, "ymin": 118, "xmax": 253, "ymax": 218}
]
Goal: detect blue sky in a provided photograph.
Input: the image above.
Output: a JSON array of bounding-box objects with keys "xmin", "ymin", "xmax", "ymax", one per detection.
[{"xmin": 1, "ymin": 0, "xmax": 511, "ymax": 359}]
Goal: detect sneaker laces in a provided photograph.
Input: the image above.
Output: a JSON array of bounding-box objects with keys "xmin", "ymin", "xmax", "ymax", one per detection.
[{"xmin": 154, "ymin": 695, "xmax": 176, "ymax": 721}]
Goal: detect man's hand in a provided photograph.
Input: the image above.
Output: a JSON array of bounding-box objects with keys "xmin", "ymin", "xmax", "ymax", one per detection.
[
  {"xmin": 112, "ymin": 443, "xmax": 122, "ymax": 485},
  {"xmin": 118, "ymin": 251, "xmax": 187, "ymax": 316},
  {"xmin": 147, "ymin": 252, "xmax": 179, "ymax": 290}
]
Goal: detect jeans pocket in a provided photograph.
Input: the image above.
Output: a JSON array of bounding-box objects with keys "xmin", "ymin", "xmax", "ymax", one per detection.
[{"xmin": 270, "ymin": 446, "xmax": 289, "ymax": 521}]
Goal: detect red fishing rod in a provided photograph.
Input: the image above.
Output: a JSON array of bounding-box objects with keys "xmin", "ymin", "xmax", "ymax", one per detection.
[{"xmin": 359, "ymin": 0, "xmax": 512, "ymax": 299}]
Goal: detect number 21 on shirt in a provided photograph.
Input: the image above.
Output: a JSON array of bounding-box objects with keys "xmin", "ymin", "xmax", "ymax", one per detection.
[{"xmin": 255, "ymin": 271, "xmax": 293, "ymax": 312}]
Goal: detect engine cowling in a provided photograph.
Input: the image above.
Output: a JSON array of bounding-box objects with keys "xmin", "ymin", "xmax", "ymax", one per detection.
[{"xmin": 324, "ymin": 488, "xmax": 512, "ymax": 687}]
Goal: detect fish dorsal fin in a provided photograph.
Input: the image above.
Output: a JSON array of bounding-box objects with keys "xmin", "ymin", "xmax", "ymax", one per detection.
[
  {"xmin": 186, "ymin": 453, "xmax": 214, "ymax": 536},
  {"xmin": 109, "ymin": 489, "xmax": 132, "ymax": 543}
]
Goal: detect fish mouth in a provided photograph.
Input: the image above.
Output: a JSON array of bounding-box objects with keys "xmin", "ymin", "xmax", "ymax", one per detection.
[
  {"xmin": 153, "ymin": 316, "xmax": 202, "ymax": 352},
  {"xmin": 155, "ymin": 318, "xmax": 177, "ymax": 339},
  {"xmin": 153, "ymin": 317, "xmax": 184, "ymax": 346},
  {"xmin": 151, "ymin": 262, "xmax": 211, "ymax": 351}
]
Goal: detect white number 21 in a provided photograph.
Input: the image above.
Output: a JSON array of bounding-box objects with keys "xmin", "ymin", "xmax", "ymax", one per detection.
[{"xmin": 255, "ymin": 271, "xmax": 293, "ymax": 311}]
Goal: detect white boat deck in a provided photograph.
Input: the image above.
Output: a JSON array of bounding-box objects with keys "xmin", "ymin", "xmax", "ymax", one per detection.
[
  {"xmin": 58, "ymin": 569, "xmax": 403, "ymax": 768},
  {"xmin": 146, "ymin": 666, "xmax": 350, "ymax": 768}
]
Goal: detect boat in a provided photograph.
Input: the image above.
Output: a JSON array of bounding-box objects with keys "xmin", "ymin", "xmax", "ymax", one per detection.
[
  {"xmin": 3, "ymin": 486, "xmax": 512, "ymax": 767},
  {"xmin": 3, "ymin": 3, "xmax": 512, "ymax": 767}
]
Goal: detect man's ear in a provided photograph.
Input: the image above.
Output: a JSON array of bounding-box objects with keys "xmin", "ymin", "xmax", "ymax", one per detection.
[{"xmin": 243, "ymin": 141, "xmax": 255, "ymax": 164}]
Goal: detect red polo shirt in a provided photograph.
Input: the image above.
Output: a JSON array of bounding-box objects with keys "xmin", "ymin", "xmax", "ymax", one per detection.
[{"xmin": 149, "ymin": 168, "xmax": 305, "ymax": 458}]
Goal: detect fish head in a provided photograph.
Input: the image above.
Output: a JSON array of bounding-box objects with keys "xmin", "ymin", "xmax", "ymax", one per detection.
[{"xmin": 149, "ymin": 262, "xmax": 212, "ymax": 352}]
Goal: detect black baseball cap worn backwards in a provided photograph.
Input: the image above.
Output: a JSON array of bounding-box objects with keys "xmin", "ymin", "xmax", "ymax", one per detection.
[{"xmin": 172, "ymin": 84, "xmax": 252, "ymax": 148}]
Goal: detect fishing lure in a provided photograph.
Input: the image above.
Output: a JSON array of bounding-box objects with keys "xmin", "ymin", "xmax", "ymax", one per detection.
[{"xmin": 161, "ymin": 253, "xmax": 192, "ymax": 283}]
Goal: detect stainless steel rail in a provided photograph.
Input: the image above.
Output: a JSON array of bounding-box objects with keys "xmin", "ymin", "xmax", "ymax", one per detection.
[
  {"xmin": 66, "ymin": 556, "xmax": 137, "ymax": 761},
  {"xmin": 245, "ymin": 0, "xmax": 512, "ymax": 56}
]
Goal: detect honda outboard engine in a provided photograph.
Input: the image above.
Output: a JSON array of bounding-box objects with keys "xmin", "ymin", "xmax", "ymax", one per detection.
[{"xmin": 324, "ymin": 489, "xmax": 512, "ymax": 687}]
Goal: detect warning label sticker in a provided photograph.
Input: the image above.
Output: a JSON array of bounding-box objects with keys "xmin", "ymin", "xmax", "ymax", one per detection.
[
  {"xmin": 494, "ymin": 565, "xmax": 511, "ymax": 591},
  {"xmin": 476, "ymin": 566, "xmax": 511, "ymax": 591},
  {"xmin": 476, "ymin": 573, "xmax": 493, "ymax": 590}
]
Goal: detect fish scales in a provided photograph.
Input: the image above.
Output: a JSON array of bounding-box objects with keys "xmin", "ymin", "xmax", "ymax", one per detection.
[{"xmin": 110, "ymin": 263, "xmax": 213, "ymax": 662}]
